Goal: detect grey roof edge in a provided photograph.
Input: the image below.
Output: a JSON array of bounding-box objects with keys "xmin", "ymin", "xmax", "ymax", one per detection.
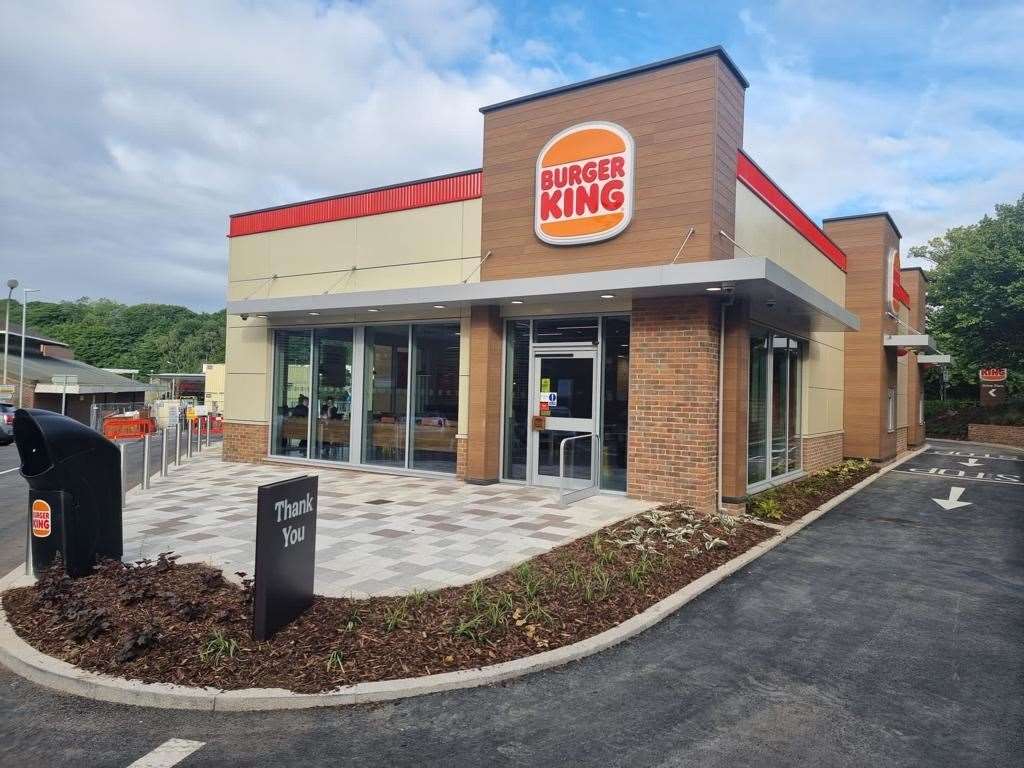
[
  {"xmin": 479, "ymin": 46, "xmax": 749, "ymax": 114},
  {"xmin": 763, "ymin": 260, "xmax": 860, "ymax": 332},
  {"xmin": 822, "ymin": 211, "xmax": 903, "ymax": 240},
  {"xmin": 229, "ymin": 257, "xmax": 859, "ymax": 332}
]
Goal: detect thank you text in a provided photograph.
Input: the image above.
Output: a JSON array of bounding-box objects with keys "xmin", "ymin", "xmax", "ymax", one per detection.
[{"xmin": 253, "ymin": 475, "xmax": 319, "ymax": 641}]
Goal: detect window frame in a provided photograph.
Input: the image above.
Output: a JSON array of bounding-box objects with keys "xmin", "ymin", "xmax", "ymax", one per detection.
[{"xmin": 746, "ymin": 325, "xmax": 805, "ymax": 492}]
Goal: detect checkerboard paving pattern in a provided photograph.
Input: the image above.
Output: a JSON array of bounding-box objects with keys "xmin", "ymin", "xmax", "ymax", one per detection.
[{"xmin": 122, "ymin": 446, "xmax": 649, "ymax": 597}]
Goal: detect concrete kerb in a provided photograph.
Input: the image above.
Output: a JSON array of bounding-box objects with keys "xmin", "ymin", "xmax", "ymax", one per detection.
[{"xmin": 0, "ymin": 446, "xmax": 928, "ymax": 711}]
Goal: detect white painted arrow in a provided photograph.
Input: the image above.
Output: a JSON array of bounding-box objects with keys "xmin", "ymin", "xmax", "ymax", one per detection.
[
  {"xmin": 959, "ymin": 458, "xmax": 984, "ymax": 467},
  {"xmin": 933, "ymin": 486, "xmax": 972, "ymax": 510}
]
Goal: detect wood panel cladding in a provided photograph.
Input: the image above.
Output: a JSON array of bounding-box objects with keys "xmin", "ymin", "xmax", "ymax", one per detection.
[
  {"xmin": 465, "ymin": 305, "xmax": 503, "ymax": 482},
  {"xmin": 480, "ymin": 54, "xmax": 745, "ymax": 281},
  {"xmin": 825, "ymin": 215, "xmax": 901, "ymax": 460}
]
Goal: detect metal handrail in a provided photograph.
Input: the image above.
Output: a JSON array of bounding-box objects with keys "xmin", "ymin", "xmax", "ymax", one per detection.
[{"xmin": 559, "ymin": 432, "xmax": 597, "ymax": 507}]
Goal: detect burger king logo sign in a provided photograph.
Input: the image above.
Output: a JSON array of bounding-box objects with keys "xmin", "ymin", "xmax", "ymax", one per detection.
[{"xmin": 535, "ymin": 121, "xmax": 635, "ymax": 245}]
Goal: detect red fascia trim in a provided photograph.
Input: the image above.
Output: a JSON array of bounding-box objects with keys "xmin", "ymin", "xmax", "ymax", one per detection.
[
  {"xmin": 229, "ymin": 170, "xmax": 482, "ymax": 237},
  {"xmin": 735, "ymin": 150, "xmax": 848, "ymax": 272},
  {"xmin": 892, "ymin": 260, "xmax": 911, "ymax": 309}
]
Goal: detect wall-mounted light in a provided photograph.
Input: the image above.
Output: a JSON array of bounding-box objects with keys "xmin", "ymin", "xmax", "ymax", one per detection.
[
  {"xmin": 510, "ymin": 300, "xmax": 524, "ymax": 305},
  {"xmin": 308, "ymin": 311, "xmax": 320, "ymax": 316},
  {"xmin": 600, "ymin": 294, "xmax": 615, "ymax": 299},
  {"xmin": 433, "ymin": 304, "xmax": 446, "ymax": 309},
  {"xmin": 705, "ymin": 286, "xmax": 722, "ymax": 292},
  {"xmin": 367, "ymin": 308, "xmax": 380, "ymax": 313}
]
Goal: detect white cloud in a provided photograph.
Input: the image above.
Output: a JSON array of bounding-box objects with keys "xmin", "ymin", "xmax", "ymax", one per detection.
[
  {"xmin": 737, "ymin": 3, "xmax": 1024, "ymax": 263},
  {"xmin": 0, "ymin": 0, "xmax": 559, "ymax": 308}
]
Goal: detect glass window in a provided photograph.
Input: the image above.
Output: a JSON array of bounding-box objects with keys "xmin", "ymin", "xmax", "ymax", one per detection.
[
  {"xmin": 747, "ymin": 329, "xmax": 770, "ymax": 484},
  {"xmin": 538, "ymin": 357, "xmax": 593, "ymax": 419},
  {"xmin": 312, "ymin": 328, "xmax": 353, "ymax": 462},
  {"xmin": 537, "ymin": 429, "xmax": 592, "ymax": 480},
  {"xmin": 601, "ymin": 316, "xmax": 629, "ymax": 491},
  {"xmin": 363, "ymin": 325, "xmax": 408, "ymax": 467},
  {"xmin": 532, "ymin": 317, "xmax": 599, "ymax": 344},
  {"xmin": 748, "ymin": 329, "xmax": 802, "ymax": 486},
  {"xmin": 787, "ymin": 340, "xmax": 801, "ymax": 473},
  {"xmin": 502, "ymin": 320, "xmax": 530, "ymax": 480},
  {"xmin": 271, "ymin": 330, "xmax": 312, "ymax": 458},
  {"xmin": 411, "ymin": 324, "xmax": 460, "ymax": 472},
  {"xmin": 771, "ymin": 338, "xmax": 790, "ymax": 477}
]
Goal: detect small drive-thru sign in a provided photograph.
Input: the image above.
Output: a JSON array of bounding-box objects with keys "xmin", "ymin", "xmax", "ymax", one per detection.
[
  {"xmin": 253, "ymin": 475, "xmax": 319, "ymax": 641},
  {"xmin": 978, "ymin": 368, "xmax": 1009, "ymax": 407}
]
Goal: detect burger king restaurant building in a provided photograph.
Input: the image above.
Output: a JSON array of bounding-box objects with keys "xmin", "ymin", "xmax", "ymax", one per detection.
[{"xmin": 223, "ymin": 46, "xmax": 940, "ymax": 511}]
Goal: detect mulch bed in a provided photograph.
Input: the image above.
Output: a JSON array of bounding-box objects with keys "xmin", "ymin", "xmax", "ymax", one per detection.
[
  {"xmin": 3, "ymin": 505, "xmax": 773, "ymax": 694},
  {"xmin": 746, "ymin": 459, "xmax": 879, "ymax": 524}
]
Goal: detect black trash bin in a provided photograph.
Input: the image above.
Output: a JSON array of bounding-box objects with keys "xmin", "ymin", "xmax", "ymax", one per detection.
[{"xmin": 14, "ymin": 408, "xmax": 123, "ymax": 577}]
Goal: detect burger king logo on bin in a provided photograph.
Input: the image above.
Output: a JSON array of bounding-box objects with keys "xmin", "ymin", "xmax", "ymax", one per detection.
[
  {"xmin": 535, "ymin": 121, "xmax": 635, "ymax": 245},
  {"xmin": 32, "ymin": 499, "xmax": 51, "ymax": 538}
]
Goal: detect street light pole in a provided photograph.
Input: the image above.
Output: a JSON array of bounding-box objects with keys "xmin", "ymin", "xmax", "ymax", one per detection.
[
  {"xmin": 3, "ymin": 278, "xmax": 17, "ymax": 385},
  {"xmin": 18, "ymin": 287, "xmax": 39, "ymax": 407}
]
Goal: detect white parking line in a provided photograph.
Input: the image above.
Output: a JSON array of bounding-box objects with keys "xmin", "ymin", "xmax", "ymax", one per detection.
[
  {"xmin": 891, "ymin": 469, "xmax": 1022, "ymax": 486},
  {"xmin": 0, "ymin": 466, "xmax": 19, "ymax": 475},
  {"xmin": 127, "ymin": 739, "xmax": 205, "ymax": 768}
]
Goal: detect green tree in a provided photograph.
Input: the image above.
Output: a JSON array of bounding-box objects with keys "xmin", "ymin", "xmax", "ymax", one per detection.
[
  {"xmin": 909, "ymin": 195, "xmax": 1024, "ymax": 396},
  {"xmin": 1, "ymin": 297, "xmax": 226, "ymax": 376}
]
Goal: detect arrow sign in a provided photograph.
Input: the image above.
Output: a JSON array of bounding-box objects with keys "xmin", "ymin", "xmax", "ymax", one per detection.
[
  {"xmin": 958, "ymin": 458, "xmax": 984, "ymax": 467},
  {"xmin": 987, "ymin": 387, "xmax": 999, "ymax": 398},
  {"xmin": 933, "ymin": 487, "xmax": 972, "ymax": 511}
]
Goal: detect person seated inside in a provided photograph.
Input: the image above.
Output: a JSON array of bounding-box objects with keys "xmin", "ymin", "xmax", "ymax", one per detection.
[{"xmin": 292, "ymin": 395, "xmax": 309, "ymax": 418}]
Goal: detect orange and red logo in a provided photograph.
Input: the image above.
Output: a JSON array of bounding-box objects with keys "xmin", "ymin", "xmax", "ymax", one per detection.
[
  {"xmin": 979, "ymin": 368, "xmax": 1008, "ymax": 382},
  {"xmin": 31, "ymin": 499, "xmax": 51, "ymax": 538},
  {"xmin": 535, "ymin": 121, "xmax": 634, "ymax": 245}
]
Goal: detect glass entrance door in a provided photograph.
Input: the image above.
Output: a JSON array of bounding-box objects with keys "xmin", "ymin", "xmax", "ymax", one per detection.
[{"xmin": 530, "ymin": 349, "xmax": 599, "ymax": 489}]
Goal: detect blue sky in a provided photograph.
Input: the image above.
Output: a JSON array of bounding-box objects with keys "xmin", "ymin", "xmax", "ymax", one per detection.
[{"xmin": 2, "ymin": 0, "xmax": 1021, "ymax": 309}]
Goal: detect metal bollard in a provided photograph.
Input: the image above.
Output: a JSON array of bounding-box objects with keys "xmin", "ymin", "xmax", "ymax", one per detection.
[
  {"xmin": 195, "ymin": 419, "xmax": 202, "ymax": 454},
  {"xmin": 206, "ymin": 418, "xmax": 212, "ymax": 448},
  {"xmin": 119, "ymin": 442, "xmax": 127, "ymax": 505},
  {"xmin": 174, "ymin": 423, "xmax": 181, "ymax": 466},
  {"xmin": 143, "ymin": 435, "xmax": 151, "ymax": 490},
  {"xmin": 161, "ymin": 428, "xmax": 168, "ymax": 477},
  {"xmin": 186, "ymin": 420, "xmax": 192, "ymax": 459}
]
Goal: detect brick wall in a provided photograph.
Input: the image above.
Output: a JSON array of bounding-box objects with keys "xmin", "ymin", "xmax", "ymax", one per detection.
[
  {"xmin": 896, "ymin": 426, "xmax": 908, "ymax": 455},
  {"xmin": 967, "ymin": 424, "xmax": 1024, "ymax": 448},
  {"xmin": 627, "ymin": 296, "xmax": 720, "ymax": 509},
  {"xmin": 223, "ymin": 421, "xmax": 269, "ymax": 463},
  {"xmin": 802, "ymin": 432, "xmax": 844, "ymax": 474},
  {"xmin": 455, "ymin": 435, "xmax": 468, "ymax": 479}
]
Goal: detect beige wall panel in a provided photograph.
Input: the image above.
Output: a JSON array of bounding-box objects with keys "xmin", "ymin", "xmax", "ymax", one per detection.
[
  {"xmin": 225, "ymin": 373, "xmax": 269, "ymax": 423},
  {"xmin": 735, "ymin": 184, "xmax": 846, "ymax": 305},
  {"xmin": 226, "ymin": 200, "xmax": 482, "ymax": 306},
  {"xmin": 228, "ymin": 235, "xmax": 271, "ymax": 282},
  {"xmin": 225, "ymin": 323, "xmax": 269, "ymax": 374},
  {"xmin": 803, "ymin": 337, "xmax": 844, "ymax": 436}
]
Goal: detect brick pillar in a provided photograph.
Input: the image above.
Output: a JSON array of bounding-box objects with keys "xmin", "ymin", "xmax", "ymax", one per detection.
[
  {"xmin": 222, "ymin": 422, "xmax": 269, "ymax": 463},
  {"xmin": 466, "ymin": 305, "xmax": 503, "ymax": 484},
  {"xmin": 627, "ymin": 296, "xmax": 720, "ymax": 509}
]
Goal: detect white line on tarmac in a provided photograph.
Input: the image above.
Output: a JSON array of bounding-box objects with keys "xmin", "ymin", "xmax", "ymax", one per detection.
[
  {"xmin": 0, "ymin": 467, "xmax": 19, "ymax": 475},
  {"xmin": 126, "ymin": 739, "xmax": 205, "ymax": 768},
  {"xmin": 891, "ymin": 469, "xmax": 1022, "ymax": 486}
]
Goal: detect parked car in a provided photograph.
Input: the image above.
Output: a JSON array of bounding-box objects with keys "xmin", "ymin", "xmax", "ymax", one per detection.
[{"xmin": 0, "ymin": 403, "xmax": 14, "ymax": 445}]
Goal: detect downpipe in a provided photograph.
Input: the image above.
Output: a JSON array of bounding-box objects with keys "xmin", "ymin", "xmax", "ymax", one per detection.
[{"xmin": 717, "ymin": 292, "xmax": 735, "ymax": 514}]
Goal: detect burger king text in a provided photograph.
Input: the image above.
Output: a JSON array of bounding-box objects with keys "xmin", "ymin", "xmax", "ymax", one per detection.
[{"xmin": 535, "ymin": 121, "xmax": 634, "ymax": 245}]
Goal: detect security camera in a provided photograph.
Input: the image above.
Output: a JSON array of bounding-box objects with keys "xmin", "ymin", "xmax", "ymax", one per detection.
[
  {"xmin": 721, "ymin": 283, "xmax": 735, "ymax": 296},
  {"xmin": 240, "ymin": 313, "xmax": 249, "ymax": 321},
  {"xmin": 765, "ymin": 299, "xmax": 776, "ymax": 310}
]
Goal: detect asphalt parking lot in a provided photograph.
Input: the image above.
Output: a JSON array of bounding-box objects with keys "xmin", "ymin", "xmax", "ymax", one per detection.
[{"xmin": 0, "ymin": 439, "xmax": 1021, "ymax": 767}]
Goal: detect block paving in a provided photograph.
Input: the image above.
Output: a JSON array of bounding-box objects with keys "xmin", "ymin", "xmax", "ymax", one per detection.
[{"xmin": 122, "ymin": 446, "xmax": 648, "ymax": 597}]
